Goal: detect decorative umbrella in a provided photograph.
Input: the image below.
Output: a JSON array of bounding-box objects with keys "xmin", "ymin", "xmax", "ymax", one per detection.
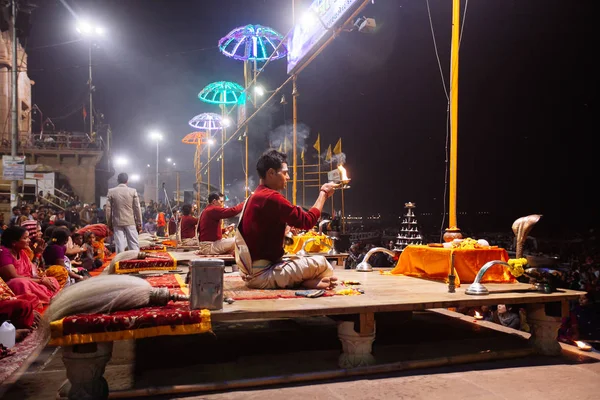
[
  {"xmin": 181, "ymin": 131, "xmax": 214, "ymax": 209},
  {"xmin": 188, "ymin": 113, "xmax": 224, "ymax": 131},
  {"xmin": 198, "ymin": 81, "xmax": 245, "ymax": 105},
  {"xmin": 218, "ymin": 24, "xmax": 287, "ymax": 62},
  {"xmin": 198, "ymin": 81, "xmax": 243, "ymax": 194}
]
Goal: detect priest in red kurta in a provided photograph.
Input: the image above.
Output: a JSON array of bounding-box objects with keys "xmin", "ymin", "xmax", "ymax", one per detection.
[
  {"xmin": 236, "ymin": 149, "xmax": 338, "ymax": 289},
  {"xmin": 197, "ymin": 194, "xmax": 243, "ymax": 255}
]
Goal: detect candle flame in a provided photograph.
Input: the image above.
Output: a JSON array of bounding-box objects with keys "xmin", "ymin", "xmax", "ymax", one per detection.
[
  {"xmin": 474, "ymin": 311, "xmax": 483, "ymax": 319},
  {"xmin": 337, "ymin": 165, "xmax": 350, "ymax": 183},
  {"xmin": 575, "ymin": 340, "xmax": 592, "ymax": 351}
]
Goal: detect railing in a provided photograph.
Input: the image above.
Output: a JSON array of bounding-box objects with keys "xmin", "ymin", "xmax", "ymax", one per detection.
[{"xmin": 0, "ymin": 133, "xmax": 105, "ymax": 151}]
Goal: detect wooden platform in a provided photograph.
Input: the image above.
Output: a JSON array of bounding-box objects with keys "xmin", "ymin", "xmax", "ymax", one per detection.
[
  {"xmin": 54, "ymin": 270, "xmax": 585, "ymax": 399},
  {"xmin": 210, "ymin": 270, "xmax": 583, "ymax": 321}
]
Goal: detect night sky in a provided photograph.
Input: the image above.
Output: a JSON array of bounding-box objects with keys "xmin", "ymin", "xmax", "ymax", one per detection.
[{"xmin": 23, "ymin": 0, "xmax": 596, "ymax": 235}]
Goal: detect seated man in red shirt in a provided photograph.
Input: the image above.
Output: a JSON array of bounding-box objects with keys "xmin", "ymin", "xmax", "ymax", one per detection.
[
  {"xmin": 179, "ymin": 204, "xmax": 198, "ymax": 240},
  {"xmin": 236, "ymin": 149, "xmax": 338, "ymax": 289},
  {"xmin": 198, "ymin": 193, "xmax": 243, "ymax": 255}
]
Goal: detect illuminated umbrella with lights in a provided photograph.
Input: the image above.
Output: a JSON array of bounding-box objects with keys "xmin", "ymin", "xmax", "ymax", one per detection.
[
  {"xmin": 218, "ymin": 24, "xmax": 287, "ymax": 197},
  {"xmin": 198, "ymin": 82, "xmax": 243, "ymax": 193},
  {"xmin": 218, "ymin": 24, "xmax": 287, "ymax": 62},
  {"xmin": 187, "ymin": 113, "xmax": 223, "ymax": 198},
  {"xmin": 181, "ymin": 131, "xmax": 217, "ymax": 209},
  {"xmin": 198, "ymin": 81, "xmax": 245, "ymax": 105}
]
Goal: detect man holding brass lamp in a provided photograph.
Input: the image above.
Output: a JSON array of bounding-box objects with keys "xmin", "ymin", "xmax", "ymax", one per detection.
[{"xmin": 234, "ymin": 149, "xmax": 339, "ymax": 290}]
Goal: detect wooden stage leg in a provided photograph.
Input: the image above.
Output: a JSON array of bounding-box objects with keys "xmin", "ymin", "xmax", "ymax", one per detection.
[
  {"xmin": 337, "ymin": 312, "xmax": 376, "ymax": 368},
  {"xmin": 58, "ymin": 342, "xmax": 113, "ymax": 400},
  {"xmin": 526, "ymin": 303, "xmax": 562, "ymax": 356}
]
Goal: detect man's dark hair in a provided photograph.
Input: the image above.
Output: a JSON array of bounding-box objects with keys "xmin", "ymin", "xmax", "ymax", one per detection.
[
  {"xmin": 117, "ymin": 173, "xmax": 128, "ymax": 184},
  {"xmin": 208, "ymin": 192, "xmax": 224, "ymax": 204},
  {"xmin": 12, "ymin": 206, "xmax": 19, "ymax": 212},
  {"xmin": 181, "ymin": 204, "xmax": 192, "ymax": 215},
  {"xmin": 256, "ymin": 149, "xmax": 287, "ymax": 179}
]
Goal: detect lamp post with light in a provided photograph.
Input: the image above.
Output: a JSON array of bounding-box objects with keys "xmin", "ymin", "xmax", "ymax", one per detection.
[
  {"xmin": 149, "ymin": 131, "xmax": 162, "ymax": 203},
  {"xmin": 75, "ymin": 20, "xmax": 105, "ymax": 139}
]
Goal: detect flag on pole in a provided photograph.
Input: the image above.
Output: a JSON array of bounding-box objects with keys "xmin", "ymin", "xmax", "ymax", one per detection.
[
  {"xmin": 284, "ymin": 135, "xmax": 288, "ymax": 153},
  {"xmin": 82, "ymin": 105, "xmax": 88, "ymax": 121},
  {"xmin": 277, "ymin": 143, "xmax": 283, "ymax": 152},
  {"xmin": 333, "ymin": 138, "xmax": 342, "ymax": 155},
  {"xmin": 300, "ymin": 148, "xmax": 304, "ymax": 161},
  {"xmin": 313, "ymin": 133, "xmax": 320, "ymax": 153},
  {"xmin": 325, "ymin": 144, "xmax": 332, "ymax": 162}
]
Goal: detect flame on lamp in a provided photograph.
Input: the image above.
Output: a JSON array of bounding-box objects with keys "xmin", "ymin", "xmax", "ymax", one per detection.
[
  {"xmin": 474, "ymin": 311, "xmax": 483, "ymax": 320},
  {"xmin": 574, "ymin": 340, "xmax": 592, "ymax": 351},
  {"xmin": 337, "ymin": 165, "xmax": 350, "ymax": 183}
]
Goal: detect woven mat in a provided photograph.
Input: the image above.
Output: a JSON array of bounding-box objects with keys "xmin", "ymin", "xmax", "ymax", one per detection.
[
  {"xmin": 0, "ymin": 329, "xmax": 46, "ymax": 391},
  {"xmin": 223, "ymin": 275, "xmax": 336, "ymax": 300},
  {"xmin": 144, "ymin": 274, "xmax": 338, "ymax": 301}
]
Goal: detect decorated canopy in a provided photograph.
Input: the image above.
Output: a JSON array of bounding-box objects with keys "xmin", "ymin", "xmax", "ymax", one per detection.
[
  {"xmin": 188, "ymin": 113, "xmax": 224, "ymax": 131},
  {"xmin": 198, "ymin": 81, "xmax": 245, "ymax": 105},
  {"xmin": 218, "ymin": 24, "xmax": 287, "ymax": 62}
]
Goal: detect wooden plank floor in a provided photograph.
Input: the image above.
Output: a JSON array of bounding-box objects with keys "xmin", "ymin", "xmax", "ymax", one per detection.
[{"xmin": 211, "ymin": 270, "xmax": 585, "ymax": 321}]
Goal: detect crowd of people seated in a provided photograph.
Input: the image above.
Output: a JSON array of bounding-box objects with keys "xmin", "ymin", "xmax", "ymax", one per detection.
[{"xmin": 0, "ymin": 201, "xmax": 112, "ymax": 349}]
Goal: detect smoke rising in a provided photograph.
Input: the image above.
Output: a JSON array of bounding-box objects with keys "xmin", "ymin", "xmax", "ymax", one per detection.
[{"xmin": 267, "ymin": 122, "xmax": 312, "ymax": 153}]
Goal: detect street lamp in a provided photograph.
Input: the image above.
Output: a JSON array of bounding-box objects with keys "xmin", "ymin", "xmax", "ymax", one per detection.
[
  {"xmin": 114, "ymin": 156, "xmax": 129, "ymax": 167},
  {"xmin": 149, "ymin": 131, "xmax": 162, "ymax": 203},
  {"xmin": 75, "ymin": 19, "xmax": 106, "ymax": 139}
]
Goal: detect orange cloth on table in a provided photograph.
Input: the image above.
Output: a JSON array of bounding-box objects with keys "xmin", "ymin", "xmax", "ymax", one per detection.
[
  {"xmin": 391, "ymin": 245, "xmax": 513, "ymax": 286},
  {"xmin": 45, "ymin": 265, "xmax": 69, "ymax": 289},
  {"xmin": 284, "ymin": 233, "xmax": 333, "ymax": 255}
]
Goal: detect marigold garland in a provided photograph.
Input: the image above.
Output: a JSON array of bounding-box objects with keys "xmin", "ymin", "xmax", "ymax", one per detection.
[{"xmin": 507, "ymin": 258, "xmax": 527, "ymax": 278}]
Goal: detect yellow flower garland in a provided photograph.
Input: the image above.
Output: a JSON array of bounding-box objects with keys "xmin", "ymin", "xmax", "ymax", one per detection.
[{"xmin": 507, "ymin": 258, "xmax": 527, "ymax": 278}]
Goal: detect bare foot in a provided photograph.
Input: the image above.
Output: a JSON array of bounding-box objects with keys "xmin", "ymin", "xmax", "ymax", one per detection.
[{"xmin": 302, "ymin": 276, "xmax": 338, "ymax": 290}]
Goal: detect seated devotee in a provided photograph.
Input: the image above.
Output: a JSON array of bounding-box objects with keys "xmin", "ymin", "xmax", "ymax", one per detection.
[
  {"xmin": 143, "ymin": 217, "xmax": 158, "ymax": 236},
  {"xmin": 0, "ymin": 277, "xmax": 40, "ymax": 330},
  {"xmin": 0, "ymin": 226, "xmax": 60, "ymax": 304},
  {"xmin": 179, "ymin": 204, "xmax": 198, "ymax": 241},
  {"xmin": 43, "ymin": 228, "xmax": 87, "ymax": 287},
  {"xmin": 236, "ymin": 149, "xmax": 338, "ymax": 289},
  {"xmin": 198, "ymin": 193, "xmax": 243, "ymax": 255},
  {"xmin": 80, "ymin": 231, "xmax": 103, "ymax": 270}
]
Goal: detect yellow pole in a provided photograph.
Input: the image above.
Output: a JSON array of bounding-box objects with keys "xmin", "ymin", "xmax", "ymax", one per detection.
[
  {"xmin": 292, "ymin": 76, "xmax": 298, "ymax": 205},
  {"xmin": 302, "ymin": 155, "xmax": 305, "ymax": 208},
  {"xmin": 220, "ymin": 105, "xmax": 226, "ymax": 194},
  {"xmin": 176, "ymin": 171, "xmax": 180, "ymax": 206},
  {"xmin": 291, "ymin": 0, "xmax": 298, "ymax": 205},
  {"xmin": 330, "ymin": 160, "xmax": 334, "ymax": 217},
  {"xmin": 341, "ymin": 186, "xmax": 345, "ymax": 234},
  {"xmin": 244, "ymin": 61, "xmax": 250, "ymax": 198},
  {"xmin": 448, "ymin": 0, "xmax": 460, "ymax": 230},
  {"xmin": 207, "ymin": 138, "xmax": 211, "ymax": 193}
]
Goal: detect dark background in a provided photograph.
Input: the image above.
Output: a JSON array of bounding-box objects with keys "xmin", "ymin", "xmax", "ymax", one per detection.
[{"xmin": 22, "ymin": 0, "xmax": 596, "ymax": 236}]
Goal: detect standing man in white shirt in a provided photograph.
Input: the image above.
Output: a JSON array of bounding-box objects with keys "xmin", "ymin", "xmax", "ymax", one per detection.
[{"xmin": 105, "ymin": 173, "xmax": 143, "ymax": 253}]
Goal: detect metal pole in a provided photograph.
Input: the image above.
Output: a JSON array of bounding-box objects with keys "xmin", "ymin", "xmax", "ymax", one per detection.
[
  {"xmin": 448, "ymin": 0, "xmax": 460, "ymax": 230},
  {"xmin": 291, "ymin": 0, "xmax": 298, "ymax": 205},
  {"xmin": 302, "ymin": 156, "xmax": 305, "ymax": 208},
  {"xmin": 89, "ymin": 41, "xmax": 93, "ymax": 138},
  {"xmin": 341, "ymin": 186, "xmax": 346, "ymax": 234},
  {"xmin": 220, "ymin": 105, "xmax": 225, "ymax": 194},
  {"xmin": 244, "ymin": 61, "xmax": 249, "ymax": 198},
  {"xmin": 10, "ymin": 0, "xmax": 19, "ymax": 209},
  {"xmin": 155, "ymin": 141, "xmax": 159, "ymax": 203},
  {"xmin": 330, "ymin": 160, "xmax": 334, "ymax": 217},
  {"xmin": 176, "ymin": 171, "xmax": 180, "ymax": 206},
  {"xmin": 207, "ymin": 140, "xmax": 211, "ymax": 193}
]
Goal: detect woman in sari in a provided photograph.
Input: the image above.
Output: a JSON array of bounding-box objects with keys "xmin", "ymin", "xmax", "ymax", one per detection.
[{"xmin": 0, "ymin": 226, "xmax": 60, "ymax": 304}]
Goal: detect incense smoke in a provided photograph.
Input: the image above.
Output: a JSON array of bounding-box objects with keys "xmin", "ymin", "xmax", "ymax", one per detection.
[{"xmin": 267, "ymin": 122, "xmax": 311, "ymax": 153}]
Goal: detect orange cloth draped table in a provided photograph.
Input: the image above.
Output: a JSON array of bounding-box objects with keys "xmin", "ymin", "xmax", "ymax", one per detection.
[
  {"xmin": 284, "ymin": 233, "xmax": 333, "ymax": 255},
  {"xmin": 390, "ymin": 245, "xmax": 514, "ymax": 286}
]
